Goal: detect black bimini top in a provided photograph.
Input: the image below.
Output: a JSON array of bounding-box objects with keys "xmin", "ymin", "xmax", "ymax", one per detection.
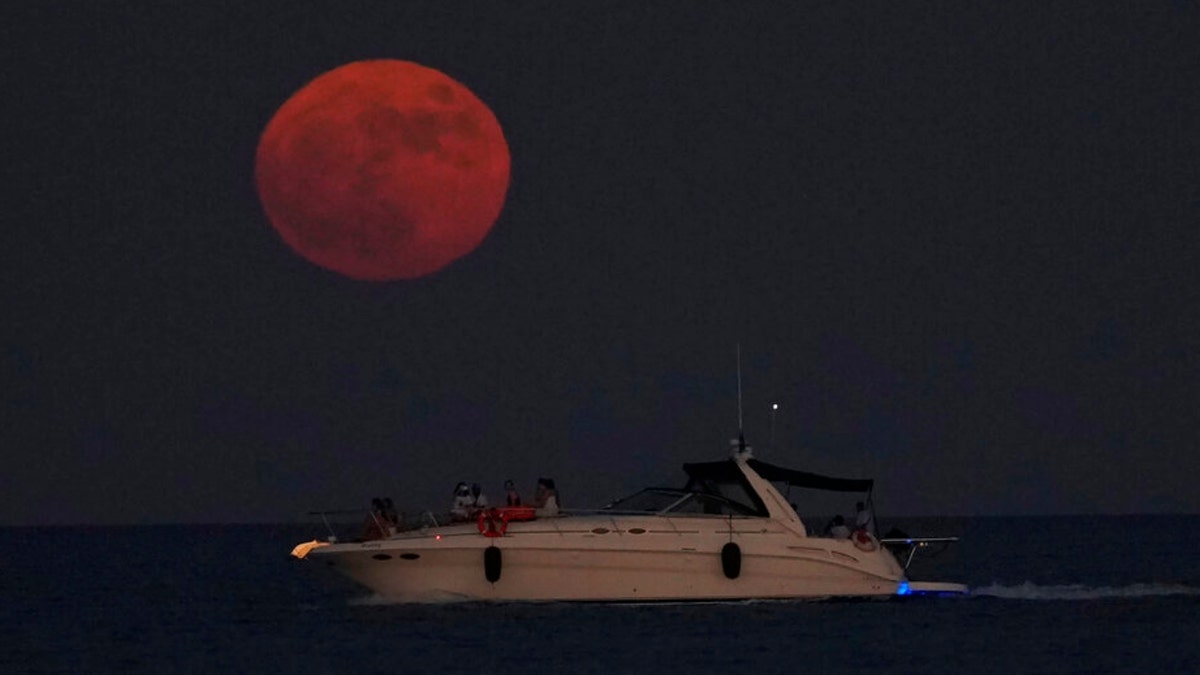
[{"xmin": 683, "ymin": 458, "xmax": 874, "ymax": 494}]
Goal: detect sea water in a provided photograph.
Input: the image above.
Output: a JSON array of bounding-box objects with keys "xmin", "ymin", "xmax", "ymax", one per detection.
[{"xmin": 3, "ymin": 516, "xmax": 1198, "ymax": 674}]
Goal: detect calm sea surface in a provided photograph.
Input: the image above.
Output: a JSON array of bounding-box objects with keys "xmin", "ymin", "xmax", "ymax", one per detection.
[{"xmin": 4, "ymin": 516, "xmax": 1198, "ymax": 674}]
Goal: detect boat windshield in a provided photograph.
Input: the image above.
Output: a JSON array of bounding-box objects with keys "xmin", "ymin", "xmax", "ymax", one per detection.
[{"xmin": 602, "ymin": 488, "xmax": 757, "ymax": 516}]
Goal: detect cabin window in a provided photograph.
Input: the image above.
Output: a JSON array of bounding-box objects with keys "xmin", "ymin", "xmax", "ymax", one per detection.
[
  {"xmin": 602, "ymin": 489, "xmax": 685, "ymax": 513},
  {"xmin": 692, "ymin": 480, "xmax": 760, "ymax": 515},
  {"xmin": 668, "ymin": 493, "xmax": 745, "ymax": 515}
]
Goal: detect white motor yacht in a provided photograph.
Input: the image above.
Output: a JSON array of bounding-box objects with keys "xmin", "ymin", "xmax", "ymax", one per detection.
[{"xmin": 291, "ymin": 441, "xmax": 967, "ymax": 602}]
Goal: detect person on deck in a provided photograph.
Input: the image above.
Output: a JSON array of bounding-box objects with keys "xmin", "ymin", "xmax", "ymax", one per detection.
[
  {"xmin": 469, "ymin": 483, "xmax": 489, "ymax": 514},
  {"xmin": 363, "ymin": 497, "xmax": 389, "ymax": 539},
  {"xmin": 532, "ymin": 477, "xmax": 560, "ymax": 517},
  {"xmin": 504, "ymin": 479, "xmax": 522, "ymax": 506},
  {"xmin": 825, "ymin": 514, "xmax": 851, "ymax": 539},
  {"xmin": 855, "ymin": 501, "xmax": 875, "ymax": 534},
  {"xmin": 450, "ymin": 482, "xmax": 473, "ymax": 521}
]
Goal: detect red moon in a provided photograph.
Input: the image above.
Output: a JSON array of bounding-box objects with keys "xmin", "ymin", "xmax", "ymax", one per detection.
[{"xmin": 255, "ymin": 60, "xmax": 510, "ymax": 280}]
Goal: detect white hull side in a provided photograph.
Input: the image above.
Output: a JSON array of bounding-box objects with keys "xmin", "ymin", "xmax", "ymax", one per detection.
[{"xmin": 308, "ymin": 517, "xmax": 907, "ymax": 602}]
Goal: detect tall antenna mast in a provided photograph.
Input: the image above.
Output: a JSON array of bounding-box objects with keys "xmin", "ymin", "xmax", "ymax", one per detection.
[
  {"xmin": 735, "ymin": 344, "xmax": 747, "ymax": 454},
  {"xmin": 736, "ymin": 343, "xmax": 743, "ymax": 432}
]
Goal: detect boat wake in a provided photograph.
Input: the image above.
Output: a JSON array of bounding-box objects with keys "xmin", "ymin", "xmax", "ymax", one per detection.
[{"xmin": 973, "ymin": 582, "xmax": 1200, "ymax": 600}]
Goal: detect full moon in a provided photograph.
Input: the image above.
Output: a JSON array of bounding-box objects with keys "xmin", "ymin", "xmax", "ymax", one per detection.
[{"xmin": 255, "ymin": 60, "xmax": 510, "ymax": 280}]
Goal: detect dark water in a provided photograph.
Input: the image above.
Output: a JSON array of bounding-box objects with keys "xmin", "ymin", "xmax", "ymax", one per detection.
[{"xmin": 4, "ymin": 517, "xmax": 1199, "ymax": 674}]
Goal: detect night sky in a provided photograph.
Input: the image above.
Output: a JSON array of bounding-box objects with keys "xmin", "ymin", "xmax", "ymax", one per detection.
[{"xmin": 5, "ymin": 2, "xmax": 1198, "ymax": 525}]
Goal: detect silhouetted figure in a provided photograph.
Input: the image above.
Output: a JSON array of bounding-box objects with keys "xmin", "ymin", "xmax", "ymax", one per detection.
[
  {"xmin": 504, "ymin": 479, "xmax": 522, "ymax": 506},
  {"xmin": 469, "ymin": 483, "xmax": 489, "ymax": 514},
  {"xmin": 363, "ymin": 497, "xmax": 388, "ymax": 540}
]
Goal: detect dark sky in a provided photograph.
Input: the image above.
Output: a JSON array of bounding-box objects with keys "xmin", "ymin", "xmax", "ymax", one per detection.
[{"xmin": 5, "ymin": 1, "xmax": 1198, "ymax": 525}]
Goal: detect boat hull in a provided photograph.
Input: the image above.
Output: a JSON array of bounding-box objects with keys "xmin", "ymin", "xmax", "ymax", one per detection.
[{"xmin": 303, "ymin": 516, "xmax": 911, "ymax": 602}]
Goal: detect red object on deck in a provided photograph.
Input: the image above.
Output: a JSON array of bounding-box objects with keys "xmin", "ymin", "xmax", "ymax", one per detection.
[{"xmin": 497, "ymin": 506, "xmax": 536, "ymax": 522}]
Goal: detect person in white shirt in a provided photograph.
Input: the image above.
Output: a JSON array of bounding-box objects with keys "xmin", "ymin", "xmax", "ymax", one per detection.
[
  {"xmin": 469, "ymin": 483, "xmax": 489, "ymax": 512},
  {"xmin": 825, "ymin": 514, "xmax": 851, "ymax": 539},
  {"xmin": 450, "ymin": 482, "xmax": 473, "ymax": 521},
  {"xmin": 532, "ymin": 477, "xmax": 560, "ymax": 517},
  {"xmin": 855, "ymin": 501, "xmax": 874, "ymax": 534}
]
